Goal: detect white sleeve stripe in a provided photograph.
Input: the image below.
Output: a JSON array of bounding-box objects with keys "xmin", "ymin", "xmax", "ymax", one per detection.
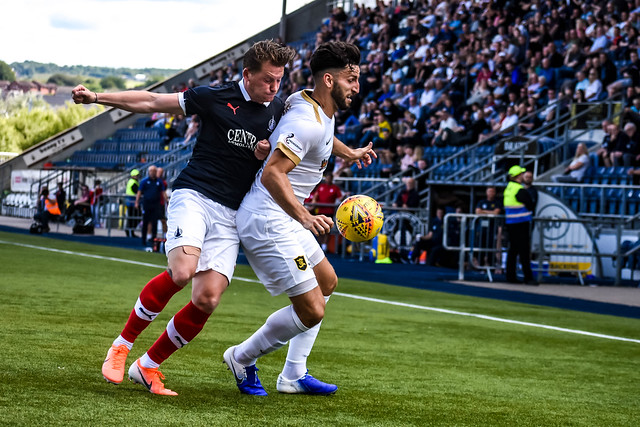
[{"xmin": 178, "ymin": 92, "xmax": 187, "ymax": 115}]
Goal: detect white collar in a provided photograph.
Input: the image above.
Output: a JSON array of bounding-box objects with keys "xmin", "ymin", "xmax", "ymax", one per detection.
[{"xmin": 239, "ymin": 79, "xmax": 270, "ymax": 107}]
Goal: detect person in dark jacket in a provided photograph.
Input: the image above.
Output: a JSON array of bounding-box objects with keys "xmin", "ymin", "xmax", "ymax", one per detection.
[{"xmin": 410, "ymin": 207, "xmax": 445, "ymax": 266}]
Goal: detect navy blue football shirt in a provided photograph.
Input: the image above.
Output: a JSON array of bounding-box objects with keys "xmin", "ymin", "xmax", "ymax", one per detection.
[{"xmin": 172, "ymin": 81, "xmax": 283, "ymax": 210}]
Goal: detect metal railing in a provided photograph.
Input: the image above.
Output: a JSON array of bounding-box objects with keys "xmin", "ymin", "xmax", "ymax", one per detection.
[{"xmin": 443, "ymin": 212, "xmax": 639, "ymax": 286}]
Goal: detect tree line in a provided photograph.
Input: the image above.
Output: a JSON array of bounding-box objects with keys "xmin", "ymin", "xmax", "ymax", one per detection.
[
  {"xmin": 0, "ymin": 60, "xmax": 176, "ymax": 155},
  {"xmin": 7, "ymin": 60, "xmax": 178, "ymax": 81}
]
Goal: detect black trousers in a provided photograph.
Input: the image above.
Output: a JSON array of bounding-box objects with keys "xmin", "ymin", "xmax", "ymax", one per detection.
[
  {"xmin": 125, "ymin": 204, "xmax": 140, "ymax": 236},
  {"xmin": 506, "ymin": 221, "xmax": 533, "ymax": 282},
  {"xmin": 34, "ymin": 210, "xmax": 58, "ymax": 229},
  {"xmin": 141, "ymin": 205, "xmax": 161, "ymax": 246}
]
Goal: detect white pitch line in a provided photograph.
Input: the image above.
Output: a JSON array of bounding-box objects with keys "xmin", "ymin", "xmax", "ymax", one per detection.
[
  {"xmin": 0, "ymin": 240, "xmax": 167, "ymax": 269},
  {"xmin": 334, "ymin": 292, "xmax": 640, "ymax": 344},
  {"xmin": 2, "ymin": 239, "xmax": 638, "ymax": 344}
]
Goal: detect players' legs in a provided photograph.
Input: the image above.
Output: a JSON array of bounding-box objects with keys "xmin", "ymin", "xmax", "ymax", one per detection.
[
  {"xmin": 233, "ymin": 283, "xmax": 324, "ymax": 366},
  {"xmin": 228, "ymin": 282, "xmax": 339, "ymax": 395},
  {"xmin": 102, "ymin": 246, "xmax": 197, "ymax": 385},
  {"xmin": 114, "ymin": 246, "xmax": 198, "ymax": 348},
  {"xmin": 104, "ymin": 189, "xmax": 216, "ymax": 387},
  {"xmin": 282, "ymin": 257, "xmax": 336, "ymax": 381},
  {"xmin": 129, "ymin": 191, "xmax": 239, "ymax": 393},
  {"xmin": 227, "ymin": 208, "xmax": 336, "ymax": 394},
  {"xmin": 141, "ymin": 268, "xmax": 228, "ymax": 368}
]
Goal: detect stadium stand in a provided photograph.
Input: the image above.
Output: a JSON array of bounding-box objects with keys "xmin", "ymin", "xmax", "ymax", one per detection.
[{"xmin": 4, "ymin": 0, "xmax": 640, "ymax": 283}]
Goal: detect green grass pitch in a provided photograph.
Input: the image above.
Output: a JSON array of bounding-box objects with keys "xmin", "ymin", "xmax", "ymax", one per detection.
[{"xmin": 0, "ymin": 230, "xmax": 638, "ymax": 426}]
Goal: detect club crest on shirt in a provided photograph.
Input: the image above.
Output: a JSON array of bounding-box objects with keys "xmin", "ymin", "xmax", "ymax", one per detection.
[
  {"xmin": 268, "ymin": 116, "xmax": 276, "ymax": 132},
  {"xmin": 294, "ymin": 255, "xmax": 308, "ymax": 271},
  {"xmin": 319, "ymin": 158, "xmax": 328, "ymax": 171}
]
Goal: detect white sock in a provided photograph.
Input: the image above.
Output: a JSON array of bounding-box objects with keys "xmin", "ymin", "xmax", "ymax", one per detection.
[
  {"xmin": 281, "ymin": 322, "xmax": 321, "ymax": 380},
  {"xmin": 282, "ymin": 295, "xmax": 330, "ymax": 380},
  {"xmin": 139, "ymin": 352, "xmax": 160, "ymax": 369},
  {"xmin": 112, "ymin": 335, "xmax": 134, "ymax": 350},
  {"xmin": 235, "ymin": 305, "xmax": 309, "ymax": 366}
]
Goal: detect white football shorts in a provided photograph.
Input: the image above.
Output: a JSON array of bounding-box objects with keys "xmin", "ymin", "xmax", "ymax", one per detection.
[
  {"xmin": 165, "ymin": 189, "xmax": 239, "ymax": 282},
  {"xmin": 237, "ymin": 206, "xmax": 324, "ymax": 297}
]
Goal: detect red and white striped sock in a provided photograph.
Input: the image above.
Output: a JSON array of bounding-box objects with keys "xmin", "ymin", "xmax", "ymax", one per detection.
[
  {"xmin": 146, "ymin": 301, "xmax": 210, "ymax": 366},
  {"xmin": 118, "ymin": 270, "xmax": 182, "ymax": 344}
]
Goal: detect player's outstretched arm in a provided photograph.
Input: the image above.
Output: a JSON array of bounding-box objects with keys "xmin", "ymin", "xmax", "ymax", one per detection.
[
  {"xmin": 261, "ymin": 150, "xmax": 333, "ymax": 236},
  {"xmin": 332, "ymin": 137, "xmax": 376, "ymax": 169},
  {"xmin": 71, "ymin": 84, "xmax": 183, "ymax": 115}
]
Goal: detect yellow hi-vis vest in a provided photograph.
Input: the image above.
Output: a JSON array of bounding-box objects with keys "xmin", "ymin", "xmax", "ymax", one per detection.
[
  {"xmin": 126, "ymin": 178, "xmax": 138, "ymax": 196},
  {"xmin": 503, "ymin": 181, "xmax": 531, "ymax": 224}
]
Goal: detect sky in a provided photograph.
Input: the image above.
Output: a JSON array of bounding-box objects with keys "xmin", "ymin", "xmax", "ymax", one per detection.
[{"xmin": 1, "ymin": 0, "xmax": 315, "ymax": 70}]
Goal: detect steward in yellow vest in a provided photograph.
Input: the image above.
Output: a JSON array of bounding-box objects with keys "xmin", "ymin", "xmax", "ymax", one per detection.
[
  {"xmin": 125, "ymin": 169, "xmax": 141, "ymax": 238},
  {"xmin": 503, "ymin": 165, "xmax": 536, "ymax": 285}
]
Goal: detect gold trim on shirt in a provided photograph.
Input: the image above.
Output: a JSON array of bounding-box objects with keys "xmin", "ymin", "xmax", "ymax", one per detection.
[
  {"xmin": 301, "ymin": 90, "xmax": 322, "ymax": 124},
  {"xmin": 276, "ymin": 142, "xmax": 301, "ymax": 165}
]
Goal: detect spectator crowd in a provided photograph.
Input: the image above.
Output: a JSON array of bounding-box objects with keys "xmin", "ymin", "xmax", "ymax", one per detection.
[
  {"xmin": 112, "ymin": 1, "xmax": 640, "ymax": 259},
  {"xmin": 155, "ymin": 0, "xmax": 640, "ymax": 184}
]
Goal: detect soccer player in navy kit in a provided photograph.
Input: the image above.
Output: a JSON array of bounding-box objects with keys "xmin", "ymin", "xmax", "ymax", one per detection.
[{"xmin": 73, "ymin": 40, "xmax": 296, "ymax": 395}]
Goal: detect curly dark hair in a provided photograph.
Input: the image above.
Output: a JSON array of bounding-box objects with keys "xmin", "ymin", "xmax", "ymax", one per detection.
[
  {"xmin": 243, "ymin": 40, "xmax": 296, "ymax": 72},
  {"xmin": 309, "ymin": 41, "xmax": 360, "ymax": 77}
]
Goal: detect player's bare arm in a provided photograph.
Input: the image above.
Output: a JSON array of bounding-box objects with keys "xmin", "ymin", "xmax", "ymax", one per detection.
[
  {"xmin": 332, "ymin": 137, "xmax": 376, "ymax": 169},
  {"xmin": 261, "ymin": 149, "xmax": 333, "ymax": 236},
  {"xmin": 71, "ymin": 84, "xmax": 183, "ymax": 115}
]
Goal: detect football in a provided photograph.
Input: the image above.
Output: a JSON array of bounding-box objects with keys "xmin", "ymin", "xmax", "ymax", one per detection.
[{"xmin": 335, "ymin": 195, "xmax": 384, "ymax": 242}]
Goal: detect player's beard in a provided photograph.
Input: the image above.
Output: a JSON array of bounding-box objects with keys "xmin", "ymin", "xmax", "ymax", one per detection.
[{"xmin": 331, "ymin": 85, "xmax": 351, "ymax": 110}]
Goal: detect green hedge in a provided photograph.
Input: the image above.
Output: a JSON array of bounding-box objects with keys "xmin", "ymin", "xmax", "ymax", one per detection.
[{"xmin": 0, "ymin": 94, "xmax": 103, "ymax": 152}]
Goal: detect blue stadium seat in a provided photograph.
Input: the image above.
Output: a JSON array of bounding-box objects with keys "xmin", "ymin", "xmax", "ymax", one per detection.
[
  {"xmin": 565, "ymin": 187, "xmax": 580, "ymax": 212},
  {"xmin": 537, "ymin": 138, "xmax": 557, "ymax": 155},
  {"xmin": 593, "ymin": 166, "xmax": 609, "ymax": 184},
  {"xmin": 605, "ymin": 188, "xmax": 623, "ymax": 215},
  {"xmin": 582, "ymin": 154, "xmax": 599, "ymax": 183},
  {"xmin": 133, "ymin": 116, "xmax": 151, "ymax": 128},
  {"xmin": 586, "ymin": 187, "xmax": 602, "ymax": 213},
  {"xmin": 631, "ymin": 190, "xmax": 640, "ymax": 216},
  {"xmin": 545, "ymin": 186, "xmax": 562, "ymax": 199},
  {"xmin": 613, "ymin": 166, "xmax": 630, "ymax": 185}
]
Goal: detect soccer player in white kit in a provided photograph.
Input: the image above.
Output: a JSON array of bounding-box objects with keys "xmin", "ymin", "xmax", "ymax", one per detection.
[{"xmin": 224, "ymin": 41, "xmax": 374, "ymax": 395}]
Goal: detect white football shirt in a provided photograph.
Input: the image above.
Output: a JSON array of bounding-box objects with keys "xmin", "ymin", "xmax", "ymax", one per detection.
[{"xmin": 241, "ymin": 89, "xmax": 335, "ymax": 213}]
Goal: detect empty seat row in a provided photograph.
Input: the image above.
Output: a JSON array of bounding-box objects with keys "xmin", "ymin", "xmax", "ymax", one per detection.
[
  {"xmin": 583, "ymin": 166, "xmax": 632, "ymax": 185},
  {"xmin": 545, "ymin": 186, "xmax": 640, "ymax": 216},
  {"xmin": 113, "ymin": 128, "xmax": 161, "ymax": 141},
  {"xmin": 2, "ymin": 193, "xmax": 36, "ymax": 208}
]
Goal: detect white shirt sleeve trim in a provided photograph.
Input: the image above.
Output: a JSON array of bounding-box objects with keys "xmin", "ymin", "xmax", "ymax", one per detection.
[{"xmin": 178, "ymin": 92, "xmax": 186, "ymax": 115}]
